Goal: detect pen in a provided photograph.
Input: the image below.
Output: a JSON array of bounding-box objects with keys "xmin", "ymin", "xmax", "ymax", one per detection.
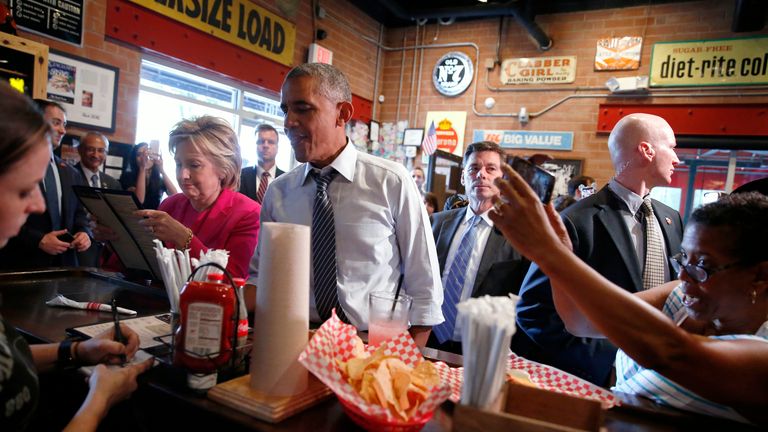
[{"xmin": 111, "ymin": 298, "xmax": 127, "ymax": 365}]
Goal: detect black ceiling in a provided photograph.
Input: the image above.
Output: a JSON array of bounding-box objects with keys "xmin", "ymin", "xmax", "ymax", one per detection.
[{"xmin": 345, "ymin": 0, "xmax": 732, "ymax": 28}]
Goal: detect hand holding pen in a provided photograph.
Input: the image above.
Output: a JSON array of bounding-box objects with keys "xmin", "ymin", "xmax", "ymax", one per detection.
[
  {"xmin": 111, "ymin": 298, "xmax": 128, "ymax": 365},
  {"xmin": 76, "ymin": 319, "xmax": 141, "ymax": 365}
]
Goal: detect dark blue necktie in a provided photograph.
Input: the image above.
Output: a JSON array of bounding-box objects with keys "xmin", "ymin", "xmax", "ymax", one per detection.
[
  {"xmin": 433, "ymin": 215, "xmax": 480, "ymax": 343},
  {"xmin": 310, "ymin": 169, "xmax": 347, "ymax": 323},
  {"xmin": 43, "ymin": 161, "xmax": 61, "ymax": 230}
]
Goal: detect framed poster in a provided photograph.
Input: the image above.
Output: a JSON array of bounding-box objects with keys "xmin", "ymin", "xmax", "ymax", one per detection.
[
  {"xmin": 541, "ymin": 159, "xmax": 583, "ymax": 197},
  {"xmin": 47, "ymin": 50, "xmax": 119, "ymax": 132},
  {"xmin": 403, "ymin": 128, "xmax": 424, "ymax": 146}
]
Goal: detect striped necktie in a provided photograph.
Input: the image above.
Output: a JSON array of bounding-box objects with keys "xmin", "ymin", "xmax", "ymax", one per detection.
[
  {"xmin": 641, "ymin": 198, "xmax": 666, "ymax": 290},
  {"xmin": 310, "ymin": 168, "xmax": 347, "ymax": 323},
  {"xmin": 433, "ymin": 215, "xmax": 480, "ymax": 343},
  {"xmin": 256, "ymin": 171, "xmax": 269, "ymax": 203}
]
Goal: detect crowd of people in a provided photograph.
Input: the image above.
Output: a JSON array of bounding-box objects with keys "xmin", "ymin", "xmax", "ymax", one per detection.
[{"xmin": 1, "ymin": 61, "xmax": 766, "ymax": 429}]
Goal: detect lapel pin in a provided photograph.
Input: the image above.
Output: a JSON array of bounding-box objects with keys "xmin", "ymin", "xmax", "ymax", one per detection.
[{"xmin": 665, "ymin": 217, "xmax": 672, "ymax": 225}]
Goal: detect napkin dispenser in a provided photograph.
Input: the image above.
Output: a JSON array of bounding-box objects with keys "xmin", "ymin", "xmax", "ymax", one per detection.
[{"xmin": 453, "ymin": 381, "xmax": 603, "ymax": 432}]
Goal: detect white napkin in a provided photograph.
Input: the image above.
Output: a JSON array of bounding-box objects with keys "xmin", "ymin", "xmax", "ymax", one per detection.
[{"xmin": 46, "ymin": 294, "xmax": 137, "ymax": 315}]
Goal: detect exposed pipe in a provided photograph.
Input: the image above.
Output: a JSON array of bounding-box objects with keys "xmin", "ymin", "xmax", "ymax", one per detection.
[
  {"xmin": 408, "ymin": 23, "xmax": 420, "ymax": 125},
  {"xmin": 372, "ymin": 23, "xmax": 384, "ymax": 119},
  {"xmin": 396, "ymin": 33, "xmax": 407, "ymax": 123},
  {"xmin": 414, "ymin": 23, "xmax": 426, "ymax": 126}
]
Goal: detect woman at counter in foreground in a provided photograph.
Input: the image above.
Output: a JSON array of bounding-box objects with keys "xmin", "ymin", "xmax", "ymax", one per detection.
[
  {"xmin": 135, "ymin": 116, "xmax": 260, "ymax": 279},
  {"xmin": 489, "ymin": 165, "xmax": 767, "ymax": 426},
  {"xmin": 0, "ymin": 82, "xmax": 152, "ymax": 430}
]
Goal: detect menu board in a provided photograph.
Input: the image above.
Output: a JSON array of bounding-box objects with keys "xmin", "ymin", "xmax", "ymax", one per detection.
[{"xmin": 9, "ymin": 0, "xmax": 83, "ymax": 46}]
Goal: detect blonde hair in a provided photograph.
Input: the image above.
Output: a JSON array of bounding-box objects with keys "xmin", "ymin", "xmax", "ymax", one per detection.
[{"xmin": 168, "ymin": 116, "xmax": 242, "ymax": 190}]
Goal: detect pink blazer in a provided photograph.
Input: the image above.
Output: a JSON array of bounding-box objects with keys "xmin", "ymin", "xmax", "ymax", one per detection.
[{"xmin": 160, "ymin": 188, "xmax": 260, "ymax": 279}]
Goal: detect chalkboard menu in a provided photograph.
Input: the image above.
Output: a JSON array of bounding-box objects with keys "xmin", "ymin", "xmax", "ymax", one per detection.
[{"xmin": 9, "ymin": 0, "xmax": 83, "ymax": 46}]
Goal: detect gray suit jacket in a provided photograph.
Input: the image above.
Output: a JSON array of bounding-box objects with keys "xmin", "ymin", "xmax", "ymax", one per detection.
[{"xmin": 513, "ymin": 186, "xmax": 684, "ymax": 385}]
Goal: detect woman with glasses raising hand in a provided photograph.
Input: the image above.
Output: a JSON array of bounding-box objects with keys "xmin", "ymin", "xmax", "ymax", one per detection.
[{"xmin": 490, "ymin": 164, "xmax": 767, "ymax": 426}]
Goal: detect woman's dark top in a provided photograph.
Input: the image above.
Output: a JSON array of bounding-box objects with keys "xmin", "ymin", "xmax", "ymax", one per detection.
[
  {"xmin": 0, "ymin": 315, "xmax": 39, "ymax": 430},
  {"xmin": 119, "ymin": 167, "xmax": 167, "ymax": 210}
]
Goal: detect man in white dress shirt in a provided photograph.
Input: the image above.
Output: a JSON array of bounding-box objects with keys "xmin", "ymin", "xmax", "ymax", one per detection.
[
  {"xmin": 239, "ymin": 124, "xmax": 284, "ymax": 203},
  {"xmin": 248, "ymin": 63, "xmax": 443, "ymax": 347}
]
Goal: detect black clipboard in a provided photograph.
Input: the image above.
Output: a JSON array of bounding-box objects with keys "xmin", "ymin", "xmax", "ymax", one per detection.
[{"xmin": 73, "ymin": 186, "xmax": 161, "ymax": 280}]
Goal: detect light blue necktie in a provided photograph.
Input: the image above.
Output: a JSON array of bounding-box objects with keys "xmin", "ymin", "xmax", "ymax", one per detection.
[{"xmin": 433, "ymin": 215, "xmax": 480, "ymax": 343}]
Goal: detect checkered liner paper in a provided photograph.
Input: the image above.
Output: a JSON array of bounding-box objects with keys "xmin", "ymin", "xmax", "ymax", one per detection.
[
  {"xmin": 298, "ymin": 311, "xmax": 453, "ymax": 423},
  {"xmin": 298, "ymin": 312, "xmax": 617, "ymax": 422}
]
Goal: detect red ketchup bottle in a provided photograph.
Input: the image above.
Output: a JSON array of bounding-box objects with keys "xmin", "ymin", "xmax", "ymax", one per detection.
[{"xmin": 174, "ymin": 272, "xmax": 236, "ymax": 375}]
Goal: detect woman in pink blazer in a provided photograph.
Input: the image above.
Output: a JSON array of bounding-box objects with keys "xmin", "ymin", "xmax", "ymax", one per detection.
[{"xmin": 137, "ymin": 116, "xmax": 260, "ymax": 279}]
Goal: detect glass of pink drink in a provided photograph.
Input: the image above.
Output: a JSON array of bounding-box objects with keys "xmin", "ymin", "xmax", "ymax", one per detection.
[{"xmin": 368, "ymin": 291, "xmax": 413, "ymax": 347}]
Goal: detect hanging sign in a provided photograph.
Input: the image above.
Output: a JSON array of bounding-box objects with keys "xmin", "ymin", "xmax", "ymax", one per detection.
[
  {"xmin": 650, "ymin": 36, "xmax": 768, "ymax": 87},
  {"xmin": 595, "ymin": 36, "xmax": 643, "ymax": 70},
  {"xmin": 472, "ymin": 129, "xmax": 573, "ymax": 151},
  {"xmin": 127, "ymin": 0, "xmax": 296, "ymax": 66},
  {"xmin": 9, "ymin": 0, "xmax": 83, "ymax": 46},
  {"xmin": 433, "ymin": 51, "xmax": 474, "ymax": 96},
  {"xmin": 501, "ymin": 56, "xmax": 576, "ymax": 84}
]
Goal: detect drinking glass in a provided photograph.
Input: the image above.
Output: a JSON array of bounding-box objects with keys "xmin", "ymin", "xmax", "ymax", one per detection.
[{"xmin": 368, "ymin": 291, "xmax": 412, "ymax": 346}]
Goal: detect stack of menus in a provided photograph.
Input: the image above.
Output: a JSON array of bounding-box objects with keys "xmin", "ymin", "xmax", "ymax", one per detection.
[{"xmin": 73, "ymin": 186, "xmax": 161, "ymax": 280}]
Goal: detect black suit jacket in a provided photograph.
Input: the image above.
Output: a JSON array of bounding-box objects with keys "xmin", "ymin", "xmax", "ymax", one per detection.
[
  {"xmin": 0, "ymin": 157, "xmax": 91, "ymax": 269},
  {"xmin": 239, "ymin": 165, "xmax": 284, "ymax": 202},
  {"xmin": 512, "ymin": 186, "xmax": 683, "ymax": 385},
  {"xmin": 75, "ymin": 163, "xmax": 122, "ymax": 190}
]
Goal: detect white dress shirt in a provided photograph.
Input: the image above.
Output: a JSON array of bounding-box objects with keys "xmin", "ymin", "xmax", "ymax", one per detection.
[
  {"xmin": 608, "ymin": 179, "xmax": 670, "ymax": 282},
  {"xmin": 255, "ymin": 164, "xmax": 277, "ymax": 190},
  {"xmin": 249, "ymin": 143, "xmax": 444, "ymax": 329},
  {"xmin": 440, "ymin": 207, "xmax": 494, "ymax": 339},
  {"xmin": 81, "ymin": 165, "xmax": 100, "ymax": 187}
]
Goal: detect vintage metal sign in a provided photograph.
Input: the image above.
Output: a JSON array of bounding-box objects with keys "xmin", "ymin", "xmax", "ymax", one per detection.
[
  {"xmin": 433, "ymin": 51, "xmax": 474, "ymax": 96},
  {"xmin": 595, "ymin": 36, "xmax": 642, "ymax": 70},
  {"xmin": 472, "ymin": 129, "xmax": 573, "ymax": 151},
  {"xmin": 501, "ymin": 56, "xmax": 576, "ymax": 84},
  {"xmin": 650, "ymin": 36, "xmax": 768, "ymax": 87}
]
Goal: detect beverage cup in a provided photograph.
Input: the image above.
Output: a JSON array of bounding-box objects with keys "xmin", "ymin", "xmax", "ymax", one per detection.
[{"xmin": 368, "ymin": 291, "xmax": 412, "ymax": 346}]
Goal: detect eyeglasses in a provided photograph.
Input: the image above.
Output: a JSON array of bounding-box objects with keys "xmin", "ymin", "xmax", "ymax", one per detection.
[{"xmin": 669, "ymin": 253, "xmax": 746, "ymax": 283}]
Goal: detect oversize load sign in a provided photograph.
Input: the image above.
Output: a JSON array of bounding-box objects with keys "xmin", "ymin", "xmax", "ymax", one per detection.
[
  {"xmin": 501, "ymin": 56, "xmax": 576, "ymax": 84},
  {"xmin": 650, "ymin": 36, "xmax": 768, "ymax": 87},
  {"xmin": 129, "ymin": 0, "xmax": 295, "ymax": 66},
  {"xmin": 472, "ymin": 130, "xmax": 573, "ymax": 151}
]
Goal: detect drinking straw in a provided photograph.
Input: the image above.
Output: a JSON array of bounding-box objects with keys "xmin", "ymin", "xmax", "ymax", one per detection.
[{"xmin": 390, "ymin": 273, "xmax": 405, "ymax": 317}]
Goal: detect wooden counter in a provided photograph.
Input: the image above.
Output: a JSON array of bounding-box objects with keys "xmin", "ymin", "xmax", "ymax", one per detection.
[{"xmin": 0, "ymin": 268, "xmax": 758, "ymax": 431}]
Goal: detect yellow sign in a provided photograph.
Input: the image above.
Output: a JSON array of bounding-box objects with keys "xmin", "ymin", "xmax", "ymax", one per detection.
[
  {"xmin": 650, "ymin": 36, "xmax": 768, "ymax": 87},
  {"xmin": 425, "ymin": 111, "xmax": 467, "ymax": 156},
  {"xmin": 501, "ymin": 56, "xmax": 576, "ymax": 85},
  {"xmin": 129, "ymin": 0, "xmax": 295, "ymax": 66}
]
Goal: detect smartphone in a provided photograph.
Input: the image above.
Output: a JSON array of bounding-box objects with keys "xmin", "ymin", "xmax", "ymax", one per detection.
[
  {"xmin": 508, "ymin": 156, "xmax": 556, "ymax": 204},
  {"xmin": 57, "ymin": 231, "xmax": 75, "ymax": 243},
  {"xmin": 149, "ymin": 140, "xmax": 160, "ymax": 160}
]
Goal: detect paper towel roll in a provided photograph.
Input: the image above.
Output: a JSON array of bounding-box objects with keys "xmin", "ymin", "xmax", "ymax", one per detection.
[{"xmin": 250, "ymin": 222, "xmax": 310, "ymax": 396}]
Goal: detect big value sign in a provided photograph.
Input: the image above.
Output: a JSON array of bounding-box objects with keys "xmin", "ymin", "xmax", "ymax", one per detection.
[
  {"xmin": 129, "ymin": 0, "xmax": 296, "ymax": 66},
  {"xmin": 473, "ymin": 130, "xmax": 573, "ymax": 151},
  {"xmin": 650, "ymin": 36, "xmax": 768, "ymax": 87}
]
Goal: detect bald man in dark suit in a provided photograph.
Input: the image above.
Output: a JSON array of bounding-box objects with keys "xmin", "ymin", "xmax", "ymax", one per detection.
[{"xmin": 513, "ymin": 113, "xmax": 684, "ymax": 385}]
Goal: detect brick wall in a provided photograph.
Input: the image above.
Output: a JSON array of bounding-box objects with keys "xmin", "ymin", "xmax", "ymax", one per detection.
[
  {"xmin": 376, "ymin": 0, "xmax": 768, "ymax": 185},
  {"xmin": 15, "ymin": 0, "xmax": 768, "ymax": 186}
]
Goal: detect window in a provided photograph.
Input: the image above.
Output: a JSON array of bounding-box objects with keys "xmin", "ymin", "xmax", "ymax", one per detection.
[{"xmin": 135, "ymin": 58, "xmax": 294, "ymax": 190}]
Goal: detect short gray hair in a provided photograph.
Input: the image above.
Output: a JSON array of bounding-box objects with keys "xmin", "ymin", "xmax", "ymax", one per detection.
[
  {"xmin": 284, "ymin": 63, "xmax": 352, "ymax": 104},
  {"xmin": 80, "ymin": 131, "xmax": 109, "ymax": 149}
]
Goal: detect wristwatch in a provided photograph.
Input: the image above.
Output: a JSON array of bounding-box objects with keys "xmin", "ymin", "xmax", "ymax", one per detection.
[{"xmin": 57, "ymin": 340, "xmax": 77, "ymax": 368}]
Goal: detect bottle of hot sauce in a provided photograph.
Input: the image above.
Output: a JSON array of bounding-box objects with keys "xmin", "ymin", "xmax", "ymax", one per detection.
[{"xmin": 174, "ymin": 272, "xmax": 236, "ymax": 387}]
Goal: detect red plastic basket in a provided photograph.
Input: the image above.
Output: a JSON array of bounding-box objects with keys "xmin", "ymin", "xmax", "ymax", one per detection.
[{"xmin": 338, "ymin": 397, "xmax": 433, "ymax": 432}]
